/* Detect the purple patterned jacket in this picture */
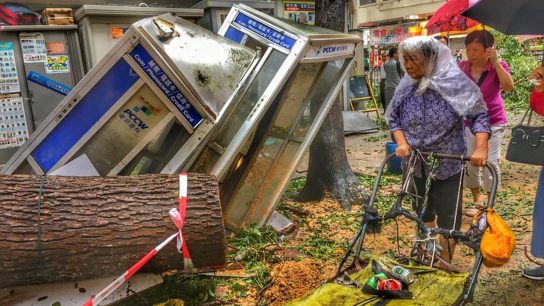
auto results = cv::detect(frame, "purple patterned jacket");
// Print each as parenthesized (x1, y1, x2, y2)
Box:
(389, 85, 490, 180)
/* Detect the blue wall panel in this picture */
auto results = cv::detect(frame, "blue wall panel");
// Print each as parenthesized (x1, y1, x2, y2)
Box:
(32, 59, 140, 172)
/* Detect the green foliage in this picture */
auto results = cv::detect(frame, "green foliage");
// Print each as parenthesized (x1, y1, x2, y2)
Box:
(114, 275, 221, 306)
(296, 233, 342, 261)
(366, 134, 388, 143)
(285, 177, 307, 194)
(494, 30, 540, 113)
(356, 173, 400, 213)
(228, 225, 279, 288)
(374, 116, 389, 130)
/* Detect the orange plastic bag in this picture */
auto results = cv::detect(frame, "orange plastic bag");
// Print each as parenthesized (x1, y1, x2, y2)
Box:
(480, 208, 516, 267)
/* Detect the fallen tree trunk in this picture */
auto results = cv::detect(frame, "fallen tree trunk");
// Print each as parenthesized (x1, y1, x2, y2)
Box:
(0, 174, 226, 288)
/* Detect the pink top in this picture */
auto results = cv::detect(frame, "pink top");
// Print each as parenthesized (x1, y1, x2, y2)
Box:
(459, 60, 510, 125)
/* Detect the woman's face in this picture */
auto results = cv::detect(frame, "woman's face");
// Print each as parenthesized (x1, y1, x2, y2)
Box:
(466, 41, 486, 63)
(403, 53, 425, 79)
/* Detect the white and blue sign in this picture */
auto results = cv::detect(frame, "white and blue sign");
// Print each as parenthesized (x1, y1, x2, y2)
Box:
(233, 13, 296, 51)
(27, 71, 72, 96)
(306, 43, 355, 59)
(129, 44, 203, 129)
(32, 58, 140, 172)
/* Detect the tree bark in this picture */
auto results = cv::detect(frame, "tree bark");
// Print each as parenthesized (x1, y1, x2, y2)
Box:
(0, 174, 226, 288)
(297, 0, 369, 210)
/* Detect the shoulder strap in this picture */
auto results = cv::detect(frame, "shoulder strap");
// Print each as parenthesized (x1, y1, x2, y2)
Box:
(477, 70, 489, 87)
(520, 107, 534, 125)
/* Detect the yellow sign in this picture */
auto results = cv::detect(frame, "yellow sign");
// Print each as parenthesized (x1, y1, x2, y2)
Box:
(45, 55, 70, 74)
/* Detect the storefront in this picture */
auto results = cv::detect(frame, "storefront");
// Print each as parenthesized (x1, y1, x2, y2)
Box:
(365, 22, 427, 68)
(282, 1, 315, 25)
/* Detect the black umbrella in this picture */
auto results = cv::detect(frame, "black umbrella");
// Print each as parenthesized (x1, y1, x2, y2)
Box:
(462, 0, 544, 35)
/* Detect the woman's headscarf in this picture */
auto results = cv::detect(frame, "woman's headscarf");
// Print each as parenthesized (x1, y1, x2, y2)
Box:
(386, 36, 487, 121)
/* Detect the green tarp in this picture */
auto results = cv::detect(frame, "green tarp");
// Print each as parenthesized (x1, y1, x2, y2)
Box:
(288, 256, 469, 306)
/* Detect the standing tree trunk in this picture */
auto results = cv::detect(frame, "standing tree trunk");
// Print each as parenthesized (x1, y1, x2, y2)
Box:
(0, 174, 226, 288)
(297, 0, 369, 210)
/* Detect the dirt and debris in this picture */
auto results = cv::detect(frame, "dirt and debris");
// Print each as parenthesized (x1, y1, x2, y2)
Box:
(262, 259, 336, 306)
(194, 69, 210, 87)
(229, 48, 254, 69)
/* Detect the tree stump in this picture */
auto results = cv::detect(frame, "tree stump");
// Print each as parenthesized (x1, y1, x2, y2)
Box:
(0, 174, 226, 288)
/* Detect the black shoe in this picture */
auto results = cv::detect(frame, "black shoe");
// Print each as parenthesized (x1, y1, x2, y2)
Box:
(522, 266, 544, 280)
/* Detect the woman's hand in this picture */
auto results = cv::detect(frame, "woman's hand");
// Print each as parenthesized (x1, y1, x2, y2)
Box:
(488, 47, 514, 91)
(470, 147, 487, 167)
(470, 131, 489, 167)
(485, 47, 499, 66)
(392, 130, 411, 158)
(396, 143, 412, 158)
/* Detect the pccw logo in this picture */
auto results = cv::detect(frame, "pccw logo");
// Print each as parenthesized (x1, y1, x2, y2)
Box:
(119, 105, 152, 133)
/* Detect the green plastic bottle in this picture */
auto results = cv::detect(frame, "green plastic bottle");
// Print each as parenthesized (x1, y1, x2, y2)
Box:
(366, 272, 387, 289)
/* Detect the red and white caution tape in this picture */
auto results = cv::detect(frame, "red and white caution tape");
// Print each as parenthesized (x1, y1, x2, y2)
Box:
(82, 232, 178, 306)
(83, 173, 193, 306)
(173, 173, 193, 270)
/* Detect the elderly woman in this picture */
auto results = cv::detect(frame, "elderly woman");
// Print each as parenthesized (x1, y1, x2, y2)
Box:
(387, 36, 491, 264)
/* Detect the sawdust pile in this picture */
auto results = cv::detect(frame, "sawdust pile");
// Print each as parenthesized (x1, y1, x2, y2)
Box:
(262, 259, 336, 306)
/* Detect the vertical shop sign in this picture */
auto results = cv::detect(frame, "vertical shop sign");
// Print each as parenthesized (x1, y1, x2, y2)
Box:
(0, 42, 20, 94)
(0, 93, 29, 149)
(19, 32, 47, 63)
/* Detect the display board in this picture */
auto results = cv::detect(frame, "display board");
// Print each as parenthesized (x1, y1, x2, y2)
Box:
(0, 93, 29, 149)
(348, 75, 370, 100)
(348, 75, 380, 118)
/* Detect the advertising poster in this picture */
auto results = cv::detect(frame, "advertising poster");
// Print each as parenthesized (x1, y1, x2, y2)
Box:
(283, 1, 315, 25)
(0, 93, 29, 149)
(46, 41, 67, 54)
(0, 42, 20, 94)
(111, 27, 128, 39)
(19, 32, 47, 63)
(45, 54, 70, 74)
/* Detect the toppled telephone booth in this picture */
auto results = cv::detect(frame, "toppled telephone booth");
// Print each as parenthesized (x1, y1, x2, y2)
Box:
(187, 4, 361, 230)
(2, 6, 361, 232)
(1, 14, 256, 176)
